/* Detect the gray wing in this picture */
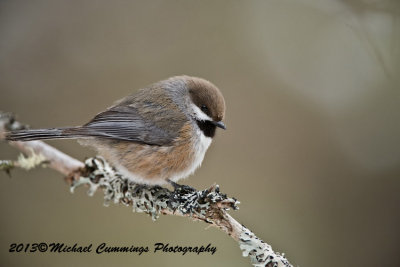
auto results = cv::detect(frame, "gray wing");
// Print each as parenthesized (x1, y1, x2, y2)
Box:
(74, 105, 179, 146)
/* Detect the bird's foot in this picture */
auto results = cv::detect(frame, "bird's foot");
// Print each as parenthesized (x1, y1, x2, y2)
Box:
(167, 179, 195, 193)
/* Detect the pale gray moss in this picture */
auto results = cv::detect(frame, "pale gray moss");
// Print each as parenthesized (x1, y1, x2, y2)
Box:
(71, 157, 292, 267)
(70, 156, 239, 221)
(240, 228, 292, 267)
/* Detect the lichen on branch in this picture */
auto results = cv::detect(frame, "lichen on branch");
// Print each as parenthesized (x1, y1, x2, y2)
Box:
(71, 156, 240, 222)
(70, 156, 292, 267)
(0, 111, 293, 267)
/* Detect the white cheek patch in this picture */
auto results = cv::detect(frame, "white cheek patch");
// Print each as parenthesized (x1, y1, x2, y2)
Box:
(191, 104, 212, 121)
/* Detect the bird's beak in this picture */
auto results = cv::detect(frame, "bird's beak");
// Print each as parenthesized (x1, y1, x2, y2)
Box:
(212, 121, 226, 130)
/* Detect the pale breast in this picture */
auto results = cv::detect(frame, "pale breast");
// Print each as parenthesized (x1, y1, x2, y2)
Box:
(92, 123, 212, 185)
(168, 127, 212, 183)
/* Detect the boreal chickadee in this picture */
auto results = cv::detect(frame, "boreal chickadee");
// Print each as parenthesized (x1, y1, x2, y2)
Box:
(6, 76, 226, 185)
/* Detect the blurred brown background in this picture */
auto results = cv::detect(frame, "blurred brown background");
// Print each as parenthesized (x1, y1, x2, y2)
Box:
(1, 0, 399, 266)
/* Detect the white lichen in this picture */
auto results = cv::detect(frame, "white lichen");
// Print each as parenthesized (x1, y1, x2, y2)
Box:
(240, 228, 292, 267)
(70, 156, 239, 221)
(17, 150, 47, 170)
(69, 156, 291, 267)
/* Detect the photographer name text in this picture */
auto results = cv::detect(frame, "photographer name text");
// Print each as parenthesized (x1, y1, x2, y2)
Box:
(9, 242, 217, 255)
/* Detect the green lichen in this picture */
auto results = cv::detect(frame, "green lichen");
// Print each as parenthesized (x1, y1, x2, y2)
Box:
(0, 160, 14, 175)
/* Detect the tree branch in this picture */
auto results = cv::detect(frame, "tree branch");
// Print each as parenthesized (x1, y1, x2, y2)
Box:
(0, 111, 293, 267)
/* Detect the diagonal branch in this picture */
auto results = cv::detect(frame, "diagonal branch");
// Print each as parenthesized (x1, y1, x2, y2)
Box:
(0, 111, 293, 267)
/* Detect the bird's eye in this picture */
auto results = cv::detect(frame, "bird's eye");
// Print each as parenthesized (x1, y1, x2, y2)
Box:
(201, 105, 208, 113)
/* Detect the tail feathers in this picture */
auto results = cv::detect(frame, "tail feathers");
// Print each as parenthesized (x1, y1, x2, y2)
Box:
(5, 127, 84, 141)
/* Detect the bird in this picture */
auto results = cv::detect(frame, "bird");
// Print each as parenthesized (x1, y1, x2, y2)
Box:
(6, 76, 226, 185)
